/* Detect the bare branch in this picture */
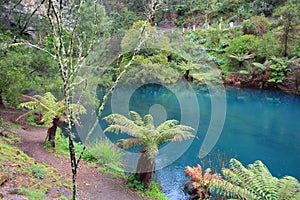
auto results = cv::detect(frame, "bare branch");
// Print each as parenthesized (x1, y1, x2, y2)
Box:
(19, 0, 47, 35)
(7, 42, 55, 58)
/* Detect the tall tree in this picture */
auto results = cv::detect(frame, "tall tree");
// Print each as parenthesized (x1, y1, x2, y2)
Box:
(44, 0, 163, 198)
(103, 111, 195, 188)
(43, 0, 107, 198)
(275, 0, 300, 57)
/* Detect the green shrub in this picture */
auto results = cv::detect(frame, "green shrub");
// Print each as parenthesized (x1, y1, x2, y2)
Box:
(252, 0, 276, 16)
(19, 188, 46, 199)
(126, 175, 168, 200)
(257, 31, 281, 61)
(242, 15, 271, 36)
(145, 182, 168, 200)
(267, 56, 292, 83)
(84, 139, 123, 168)
(31, 166, 45, 179)
(224, 35, 259, 71)
(126, 174, 144, 191)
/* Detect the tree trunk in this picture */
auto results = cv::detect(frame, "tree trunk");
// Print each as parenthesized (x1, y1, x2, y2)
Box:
(296, 70, 300, 93)
(0, 95, 4, 108)
(48, 117, 60, 147)
(283, 20, 290, 57)
(135, 150, 154, 189)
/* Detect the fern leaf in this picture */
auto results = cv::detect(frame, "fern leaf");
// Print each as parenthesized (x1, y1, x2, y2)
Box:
(157, 120, 178, 133)
(120, 138, 143, 149)
(21, 94, 50, 111)
(16, 109, 36, 121)
(143, 114, 155, 130)
(103, 114, 138, 129)
(129, 111, 144, 126)
(210, 179, 258, 199)
(185, 165, 203, 182)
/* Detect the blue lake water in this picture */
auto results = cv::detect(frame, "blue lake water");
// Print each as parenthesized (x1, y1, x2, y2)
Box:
(98, 84, 300, 200)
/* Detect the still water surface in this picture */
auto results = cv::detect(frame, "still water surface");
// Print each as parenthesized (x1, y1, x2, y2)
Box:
(101, 84, 300, 200)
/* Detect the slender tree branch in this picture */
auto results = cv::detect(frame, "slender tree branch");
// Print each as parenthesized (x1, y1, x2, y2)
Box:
(19, 0, 47, 35)
(7, 42, 55, 58)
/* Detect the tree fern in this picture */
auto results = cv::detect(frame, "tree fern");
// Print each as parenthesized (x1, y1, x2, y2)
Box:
(209, 158, 300, 200)
(17, 92, 86, 126)
(17, 92, 86, 147)
(103, 111, 195, 187)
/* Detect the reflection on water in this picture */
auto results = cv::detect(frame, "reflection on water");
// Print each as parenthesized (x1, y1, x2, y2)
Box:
(101, 85, 300, 199)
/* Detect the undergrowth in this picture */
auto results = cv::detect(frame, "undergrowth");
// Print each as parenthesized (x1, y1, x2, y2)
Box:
(42, 127, 168, 200)
(0, 117, 22, 143)
(126, 174, 168, 200)
(26, 114, 47, 127)
(53, 131, 124, 176)
(0, 118, 72, 199)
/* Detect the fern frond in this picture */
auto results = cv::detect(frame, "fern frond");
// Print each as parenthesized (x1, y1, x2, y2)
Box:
(120, 138, 143, 149)
(159, 125, 194, 143)
(143, 114, 155, 129)
(157, 120, 178, 132)
(185, 165, 203, 182)
(42, 110, 57, 126)
(103, 114, 138, 129)
(16, 109, 36, 121)
(168, 131, 195, 143)
(129, 111, 144, 126)
(277, 176, 300, 199)
(212, 159, 300, 200)
(18, 101, 37, 110)
(103, 125, 132, 135)
(210, 178, 258, 199)
(20, 94, 50, 111)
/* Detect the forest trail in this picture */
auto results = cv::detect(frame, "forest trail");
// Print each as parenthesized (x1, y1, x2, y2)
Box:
(0, 108, 147, 200)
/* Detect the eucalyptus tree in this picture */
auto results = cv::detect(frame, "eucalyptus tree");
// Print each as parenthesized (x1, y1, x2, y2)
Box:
(44, 0, 164, 198)
(103, 111, 195, 188)
(43, 0, 108, 198)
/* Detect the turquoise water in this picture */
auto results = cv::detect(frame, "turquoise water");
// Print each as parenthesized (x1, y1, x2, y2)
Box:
(100, 84, 300, 199)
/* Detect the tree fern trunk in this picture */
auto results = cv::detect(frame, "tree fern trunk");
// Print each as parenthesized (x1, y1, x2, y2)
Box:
(48, 117, 60, 147)
(0, 95, 4, 108)
(136, 150, 154, 188)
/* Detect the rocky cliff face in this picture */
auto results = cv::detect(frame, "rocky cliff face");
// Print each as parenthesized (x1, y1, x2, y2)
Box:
(0, 0, 47, 36)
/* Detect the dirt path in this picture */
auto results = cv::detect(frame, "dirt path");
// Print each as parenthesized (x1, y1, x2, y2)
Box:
(0, 108, 147, 200)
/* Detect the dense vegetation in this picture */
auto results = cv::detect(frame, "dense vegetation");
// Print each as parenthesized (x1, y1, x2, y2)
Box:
(1, 0, 299, 108)
(0, 0, 300, 199)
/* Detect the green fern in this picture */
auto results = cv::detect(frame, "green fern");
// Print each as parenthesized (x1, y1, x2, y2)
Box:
(209, 158, 300, 200)
(103, 111, 195, 160)
(17, 92, 86, 126)
(103, 111, 195, 188)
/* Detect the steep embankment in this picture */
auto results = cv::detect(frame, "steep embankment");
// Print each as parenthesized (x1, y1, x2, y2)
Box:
(0, 108, 148, 200)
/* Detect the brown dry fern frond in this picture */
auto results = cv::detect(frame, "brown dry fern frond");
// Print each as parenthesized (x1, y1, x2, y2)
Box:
(184, 164, 222, 199)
